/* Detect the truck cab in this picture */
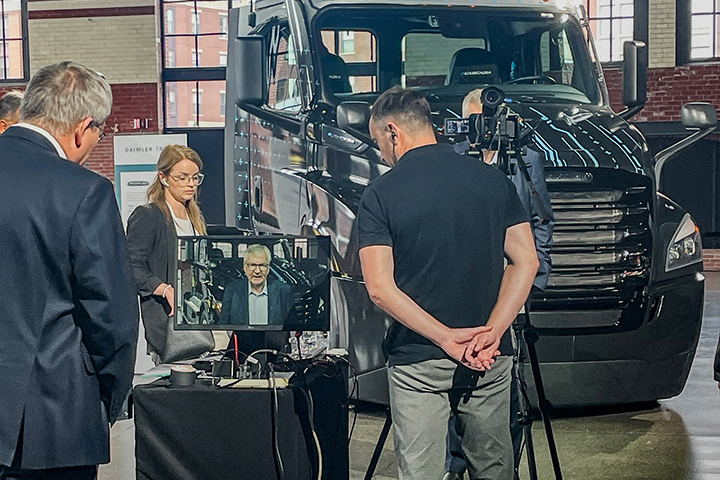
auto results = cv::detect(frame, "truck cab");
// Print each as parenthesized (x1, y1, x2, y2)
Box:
(224, 0, 711, 406)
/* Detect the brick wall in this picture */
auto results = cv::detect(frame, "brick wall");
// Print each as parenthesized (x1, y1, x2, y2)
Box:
(649, 0, 676, 68)
(704, 249, 720, 271)
(604, 65, 720, 122)
(27, 2, 157, 84)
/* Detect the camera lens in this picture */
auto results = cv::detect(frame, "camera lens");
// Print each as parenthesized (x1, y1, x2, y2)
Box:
(482, 87, 504, 110)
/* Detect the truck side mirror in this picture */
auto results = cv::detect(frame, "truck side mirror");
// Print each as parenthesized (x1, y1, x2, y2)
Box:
(231, 36, 267, 107)
(337, 102, 372, 131)
(622, 40, 647, 109)
(654, 102, 717, 190)
(681, 102, 718, 130)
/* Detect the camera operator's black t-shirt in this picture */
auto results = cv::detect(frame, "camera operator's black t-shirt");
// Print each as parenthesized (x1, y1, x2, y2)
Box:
(357, 143, 528, 366)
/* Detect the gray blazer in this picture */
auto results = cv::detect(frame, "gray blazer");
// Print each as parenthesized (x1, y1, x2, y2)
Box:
(126, 203, 178, 357)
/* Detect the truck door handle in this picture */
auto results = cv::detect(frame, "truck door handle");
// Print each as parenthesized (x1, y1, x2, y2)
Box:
(253, 175, 263, 213)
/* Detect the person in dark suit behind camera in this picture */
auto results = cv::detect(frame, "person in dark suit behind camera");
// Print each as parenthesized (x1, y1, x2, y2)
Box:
(445, 88, 555, 480)
(219, 244, 295, 326)
(715, 334, 720, 394)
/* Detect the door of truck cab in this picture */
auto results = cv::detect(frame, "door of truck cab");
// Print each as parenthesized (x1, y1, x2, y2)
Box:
(245, 7, 312, 235)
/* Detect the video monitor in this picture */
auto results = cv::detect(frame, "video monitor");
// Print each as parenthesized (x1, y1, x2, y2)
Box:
(174, 235, 331, 332)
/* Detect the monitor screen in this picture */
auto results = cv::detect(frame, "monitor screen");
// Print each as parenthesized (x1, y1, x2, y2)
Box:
(174, 235, 331, 331)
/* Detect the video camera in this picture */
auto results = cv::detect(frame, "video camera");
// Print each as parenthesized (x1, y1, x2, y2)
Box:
(444, 87, 532, 171)
(445, 87, 550, 225)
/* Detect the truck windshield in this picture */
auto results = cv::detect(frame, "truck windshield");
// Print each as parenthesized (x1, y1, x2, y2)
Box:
(316, 7, 601, 105)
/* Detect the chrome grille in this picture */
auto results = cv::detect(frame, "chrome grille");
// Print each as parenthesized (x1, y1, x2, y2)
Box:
(532, 176, 652, 311)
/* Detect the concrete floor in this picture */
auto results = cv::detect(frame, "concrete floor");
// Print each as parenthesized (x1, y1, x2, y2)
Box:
(99, 272, 720, 480)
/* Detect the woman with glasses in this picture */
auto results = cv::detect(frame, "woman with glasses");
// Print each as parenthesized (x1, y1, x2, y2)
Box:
(126, 144, 212, 365)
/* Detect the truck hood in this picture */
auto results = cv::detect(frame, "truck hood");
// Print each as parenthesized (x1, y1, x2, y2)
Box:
(514, 103, 651, 175)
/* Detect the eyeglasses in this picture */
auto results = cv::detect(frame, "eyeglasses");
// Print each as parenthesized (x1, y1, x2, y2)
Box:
(245, 263, 269, 270)
(169, 173, 205, 186)
(88, 118, 105, 141)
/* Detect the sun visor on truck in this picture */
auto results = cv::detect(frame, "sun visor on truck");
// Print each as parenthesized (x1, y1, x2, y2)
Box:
(437, 14, 488, 39)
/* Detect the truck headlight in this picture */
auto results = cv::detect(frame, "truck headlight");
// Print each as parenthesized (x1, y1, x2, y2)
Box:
(666, 214, 703, 272)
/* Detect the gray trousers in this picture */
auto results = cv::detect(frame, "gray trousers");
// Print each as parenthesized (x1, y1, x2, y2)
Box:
(388, 356, 513, 480)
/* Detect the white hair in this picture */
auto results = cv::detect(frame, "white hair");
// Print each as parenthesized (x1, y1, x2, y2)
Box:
(462, 88, 484, 118)
(245, 244, 272, 264)
(20, 61, 112, 136)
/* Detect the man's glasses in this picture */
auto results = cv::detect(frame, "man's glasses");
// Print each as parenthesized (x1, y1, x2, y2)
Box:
(88, 118, 105, 141)
(245, 263, 269, 270)
(169, 173, 205, 186)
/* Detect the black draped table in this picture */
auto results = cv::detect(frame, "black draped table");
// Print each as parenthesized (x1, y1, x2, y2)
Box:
(133, 378, 311, 480)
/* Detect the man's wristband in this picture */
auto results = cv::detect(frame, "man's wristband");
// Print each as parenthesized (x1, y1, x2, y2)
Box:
(161, 284, 172, 298)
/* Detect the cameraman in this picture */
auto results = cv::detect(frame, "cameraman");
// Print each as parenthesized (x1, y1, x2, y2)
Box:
(455, 89, 554, 289)
(445, 88, 555, 480)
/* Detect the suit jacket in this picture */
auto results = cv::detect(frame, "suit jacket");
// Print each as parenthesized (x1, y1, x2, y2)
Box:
(0, 126, 138, 469)
(454, 141, 555, 290)
(219, 278, 295, 326)
(126, 203, 177, 357)
(715, 334, 720, 382)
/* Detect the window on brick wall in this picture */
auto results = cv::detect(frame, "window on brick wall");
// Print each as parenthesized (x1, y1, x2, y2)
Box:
(192, 89, 202, 116)
(219, 13, 228, 39)
(168, 89, 177, 116)
(191, 10, 201, 34)
(0, 0, 28, 83)
(191, 49, 202, 67)
(583, 0, 635, 63)
(690, 0, 720, 59)
(161, 0, 249, 129)
(677, 1, 720, 63)
(166, 8, 175, 34)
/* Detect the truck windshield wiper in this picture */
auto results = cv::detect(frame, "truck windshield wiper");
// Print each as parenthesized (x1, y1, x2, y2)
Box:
(507, 95, 549, 105)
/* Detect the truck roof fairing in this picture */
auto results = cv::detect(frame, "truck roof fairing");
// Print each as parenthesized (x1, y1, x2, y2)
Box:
(307, 0, 577, 13)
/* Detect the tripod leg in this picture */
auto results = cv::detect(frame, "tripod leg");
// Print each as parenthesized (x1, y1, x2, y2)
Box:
(364, 407, 392, 480)
(523, 323, 563, 480)
(522, 420, 539, 480)
(514, 325, 539, 480)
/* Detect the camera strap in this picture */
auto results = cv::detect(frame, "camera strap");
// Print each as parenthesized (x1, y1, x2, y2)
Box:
(513, 149, 551, 226)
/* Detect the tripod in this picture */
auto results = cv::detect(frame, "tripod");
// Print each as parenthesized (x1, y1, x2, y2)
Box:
(513, 303, 563, 480)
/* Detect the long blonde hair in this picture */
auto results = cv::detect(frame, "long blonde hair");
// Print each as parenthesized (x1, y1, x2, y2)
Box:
(147, 144, 207, 235)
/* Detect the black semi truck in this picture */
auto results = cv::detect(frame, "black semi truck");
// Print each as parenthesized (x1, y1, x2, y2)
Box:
(222, 0, 713, 407)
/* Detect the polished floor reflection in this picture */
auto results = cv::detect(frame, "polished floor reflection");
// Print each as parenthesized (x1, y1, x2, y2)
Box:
(99, 272, 720, 480)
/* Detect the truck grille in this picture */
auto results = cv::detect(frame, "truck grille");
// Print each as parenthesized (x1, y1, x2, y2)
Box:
(531, 170, 652, 311)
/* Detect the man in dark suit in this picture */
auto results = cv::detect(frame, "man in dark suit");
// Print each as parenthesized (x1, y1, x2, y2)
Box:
(0, 62, 138, 480)
(219, 244, 295, 326)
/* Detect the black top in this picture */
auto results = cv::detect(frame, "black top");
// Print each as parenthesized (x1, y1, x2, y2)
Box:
(357, 143, 528, 366)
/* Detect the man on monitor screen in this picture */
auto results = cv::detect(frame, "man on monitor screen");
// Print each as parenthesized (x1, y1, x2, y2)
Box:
(219, 244, 295, 326)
